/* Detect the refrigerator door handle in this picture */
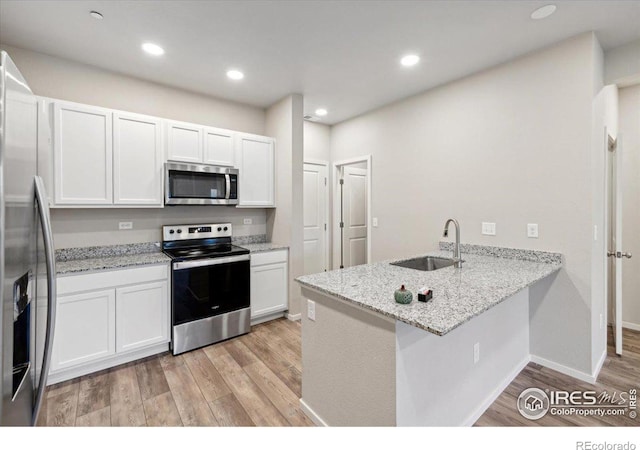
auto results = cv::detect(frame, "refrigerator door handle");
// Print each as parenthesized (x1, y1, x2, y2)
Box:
(32, 176, 56, 425)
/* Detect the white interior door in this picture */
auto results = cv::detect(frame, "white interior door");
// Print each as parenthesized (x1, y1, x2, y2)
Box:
(608, 135, 626, 356)
(342, 166, 368, 268)
(303, 162, 328, 274)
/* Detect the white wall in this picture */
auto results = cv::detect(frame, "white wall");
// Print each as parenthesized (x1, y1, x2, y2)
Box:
(604, 39, 640, 86)
(396, 289, 529, 426)
(619, 84, 640, 330)
(266, 95, 304, 316)
(330, 33, 600, 376)
(303, 121, 331, 162)
(0, 44, 271, 247)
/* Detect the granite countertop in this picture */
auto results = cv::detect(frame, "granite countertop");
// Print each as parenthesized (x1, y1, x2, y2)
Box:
(296, 243, 562, 336)
(240, 242, 289, 253)
(56, 243, 171, 275)
(56, 237, 289, 275)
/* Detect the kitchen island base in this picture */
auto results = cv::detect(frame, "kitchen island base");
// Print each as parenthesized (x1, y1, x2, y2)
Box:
(300, 286, 530, 426)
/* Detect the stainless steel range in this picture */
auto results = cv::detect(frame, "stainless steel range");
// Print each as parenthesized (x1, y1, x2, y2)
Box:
(162, 223, 250, 355)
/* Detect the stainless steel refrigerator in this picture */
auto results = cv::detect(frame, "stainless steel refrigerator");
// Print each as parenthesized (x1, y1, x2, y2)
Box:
(0, 51, 56, 426)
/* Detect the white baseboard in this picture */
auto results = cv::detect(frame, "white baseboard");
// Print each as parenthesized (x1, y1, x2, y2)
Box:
(299, 398, 328, 427)
(251, 311, 286, 326)
(592, 349, 607, 382)
(530, 354, 596, 384)
(462, 356, 531, 427)
(287, 313, 301, 321)
(623, 321, 640, 332)
(47, 342, 169, 385)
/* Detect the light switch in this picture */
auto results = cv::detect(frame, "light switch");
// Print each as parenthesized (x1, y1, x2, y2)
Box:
(481, 222, 496, 236)
(527, 223, 539, 238)
(372, 217, 379, 227)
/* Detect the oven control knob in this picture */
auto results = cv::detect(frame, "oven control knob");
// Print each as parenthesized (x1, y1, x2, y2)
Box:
(223, 226, 228, 231)
(217, 227, 222, 232)
(169, 229, 175, 234)
(177, 229, 182, 234)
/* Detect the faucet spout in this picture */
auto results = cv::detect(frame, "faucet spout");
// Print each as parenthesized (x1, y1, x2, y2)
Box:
(443, 218, 462, 268)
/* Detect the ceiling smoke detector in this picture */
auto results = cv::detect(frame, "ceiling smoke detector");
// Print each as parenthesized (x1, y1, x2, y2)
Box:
(89, 11, 104, 20)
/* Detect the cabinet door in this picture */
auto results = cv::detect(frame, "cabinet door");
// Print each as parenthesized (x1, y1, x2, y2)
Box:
(251, 262, 288, 319)
(236, 134, 275, 207)
(113, 112, 163, 206)
(204, 127, 235, 166)
(52, 101, 113, 205)
(50, 289, 116, 372)
(166, 120, 203, 163)
(115, 281, 168, 353)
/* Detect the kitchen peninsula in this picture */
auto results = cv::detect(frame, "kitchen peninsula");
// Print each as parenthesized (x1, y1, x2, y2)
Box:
(295, 243, 562, 426)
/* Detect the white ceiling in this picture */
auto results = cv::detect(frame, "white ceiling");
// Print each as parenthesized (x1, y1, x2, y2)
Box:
(1, 0, 639, 125)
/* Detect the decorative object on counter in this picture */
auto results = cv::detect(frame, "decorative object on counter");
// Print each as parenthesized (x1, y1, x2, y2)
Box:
(394, 285, 413, 304)
(418, 287, 433, 302)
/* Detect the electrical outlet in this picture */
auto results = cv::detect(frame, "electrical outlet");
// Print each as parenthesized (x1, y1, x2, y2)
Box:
(118, 221, 133, 230)
(243, 218, 253, 225)
(481, 222, 496, 236)
(307, 300, 316, 321)
(473, 342, 480, 364)
(372, 217, 379, 227)
(527, 223, 539, 238)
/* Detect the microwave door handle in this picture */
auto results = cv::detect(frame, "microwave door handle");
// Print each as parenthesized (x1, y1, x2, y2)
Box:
(225, 174, 231, 200)
(33, 176, 57, 426)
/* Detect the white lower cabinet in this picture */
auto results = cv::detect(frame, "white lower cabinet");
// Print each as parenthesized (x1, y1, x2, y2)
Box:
(251, 249, 288, 322)
(49, 264, 169, 384)
(51, 289, 116, 372)
(116, 281, 168, 353)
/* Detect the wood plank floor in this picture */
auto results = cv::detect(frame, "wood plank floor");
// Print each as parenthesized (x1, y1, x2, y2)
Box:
(475, 327, 640, 426)
(40, 318, 639, 427)
(38, 318, 313, 427)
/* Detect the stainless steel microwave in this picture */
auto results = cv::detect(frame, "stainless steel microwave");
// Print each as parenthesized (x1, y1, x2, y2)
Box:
(165, 163, 239, 205)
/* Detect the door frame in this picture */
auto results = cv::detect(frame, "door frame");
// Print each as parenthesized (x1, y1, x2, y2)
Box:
(332, 155, 372, 269)
(303, 158, 331, 272)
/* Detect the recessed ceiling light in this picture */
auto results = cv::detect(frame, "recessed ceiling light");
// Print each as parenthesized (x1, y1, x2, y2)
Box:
(400, 54, 420, 67)
(142, 42, 165, 56)
(227, 70, 244, 80)
(315, 108, 328, 117)
(89, 11, 103, 20)
(530, 4, 557, 20)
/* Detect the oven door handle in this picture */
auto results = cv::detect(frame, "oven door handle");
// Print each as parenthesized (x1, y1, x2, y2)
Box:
(173, 254, 250, 270)
(225, 174, 231, 200)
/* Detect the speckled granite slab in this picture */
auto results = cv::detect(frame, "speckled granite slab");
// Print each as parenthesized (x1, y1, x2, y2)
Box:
(56, 242, 170, 275)
(296, 248, 562, 336)
(239, 242, 289, 253)
(439, 241, 562, 264)
(232, 234, 267, 245)
(56, 242, 161, 262)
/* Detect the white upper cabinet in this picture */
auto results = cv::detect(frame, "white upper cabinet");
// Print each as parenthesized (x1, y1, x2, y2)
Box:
(204, 127, 235, 166)
(236, 133, 275, 207)
(113, 112, 163, 206)
(166, 120, 203, 163)
(53, 101, 113, 205)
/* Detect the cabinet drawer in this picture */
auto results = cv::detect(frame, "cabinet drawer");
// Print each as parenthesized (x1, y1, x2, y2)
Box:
(250, 249, 288, 266)
(58, 264, 168, 295)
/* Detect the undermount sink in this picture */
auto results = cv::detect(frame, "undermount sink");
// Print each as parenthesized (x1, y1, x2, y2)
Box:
(390, 256, 458, 271)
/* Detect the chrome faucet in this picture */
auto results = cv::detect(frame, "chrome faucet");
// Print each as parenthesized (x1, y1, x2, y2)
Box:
(443, 219, 462, 268)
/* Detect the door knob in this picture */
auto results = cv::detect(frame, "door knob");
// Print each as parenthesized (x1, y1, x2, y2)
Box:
(607, 251, 616, 257)
(621, 252, 632, 259)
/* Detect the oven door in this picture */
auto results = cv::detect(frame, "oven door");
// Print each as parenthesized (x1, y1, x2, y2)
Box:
(165, 163, 238, 205)
(172, 254, 250, 326)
